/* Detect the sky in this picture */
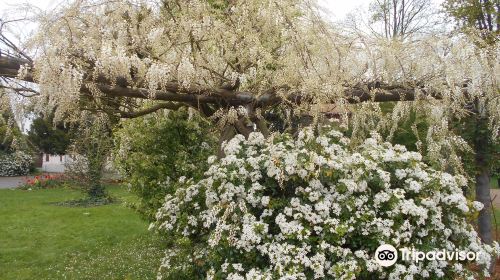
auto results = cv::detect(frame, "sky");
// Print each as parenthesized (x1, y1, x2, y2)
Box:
(0, 0, 445, 20)
(0, 0, 60, 11)
(319, 0, 444, 19)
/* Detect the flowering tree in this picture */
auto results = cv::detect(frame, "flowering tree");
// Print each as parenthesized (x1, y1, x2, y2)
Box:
(0, 93, 32, 176)
(0, 151, 32, 176)
(0, 0, 497, 159)
(0, 1, 497, 126)
(0, 0, 495, 132)
(0, 94, 24, 153)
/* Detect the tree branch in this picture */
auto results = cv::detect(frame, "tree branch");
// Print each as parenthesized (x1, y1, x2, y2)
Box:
(234, 118, 252, 138)
(1, 55, 444, 109)
(118, 102, 185, 118)
(255, 118, 270, 137)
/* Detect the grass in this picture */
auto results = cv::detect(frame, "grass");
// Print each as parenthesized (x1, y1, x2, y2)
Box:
(493, 207, 500, 239)
(0, 185, 164, 280)
(491, 176, 499, 189)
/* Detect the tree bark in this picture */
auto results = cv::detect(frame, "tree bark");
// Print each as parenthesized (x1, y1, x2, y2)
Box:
(476, 169, 492, 244)
(217, 125, 236, 158)
(475, 117, 495, 273)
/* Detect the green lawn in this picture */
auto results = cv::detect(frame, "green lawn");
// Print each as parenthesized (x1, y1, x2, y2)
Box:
(0, 186, 164, 280)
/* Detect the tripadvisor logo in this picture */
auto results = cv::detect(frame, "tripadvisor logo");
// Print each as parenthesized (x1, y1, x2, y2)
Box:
(374, 244, 482, 267)
(375, 244, 398, 267)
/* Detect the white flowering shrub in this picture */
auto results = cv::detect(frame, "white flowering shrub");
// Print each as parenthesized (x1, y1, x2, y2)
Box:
(0, 151, 32, 176)
(154, 127, 499, 279)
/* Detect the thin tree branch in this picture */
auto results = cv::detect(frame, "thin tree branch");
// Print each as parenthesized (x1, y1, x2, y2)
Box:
(118, 102, 185, 118)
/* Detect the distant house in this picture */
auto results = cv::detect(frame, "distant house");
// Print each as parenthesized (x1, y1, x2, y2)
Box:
(41, 153, 73, 173)
(39, 153, 120, 179)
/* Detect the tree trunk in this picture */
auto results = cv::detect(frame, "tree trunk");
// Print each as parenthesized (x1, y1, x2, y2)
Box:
(87, 155, 106, 199)
(88, 182, 105, 198)
(476, 169, 492, 244)
(475, 117, 495, 273)
(217, 125, 236, 158)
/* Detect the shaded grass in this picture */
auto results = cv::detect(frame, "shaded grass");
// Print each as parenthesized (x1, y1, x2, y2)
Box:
(493, 207, 500, 241)
(491, 176, 499, 189)
(0, 185, 164, 280)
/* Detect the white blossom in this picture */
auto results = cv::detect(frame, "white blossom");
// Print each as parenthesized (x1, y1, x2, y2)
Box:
(154, 127, 498, 279)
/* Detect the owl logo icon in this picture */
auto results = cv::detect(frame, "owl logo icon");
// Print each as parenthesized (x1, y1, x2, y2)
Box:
(375, 244, 398, 267)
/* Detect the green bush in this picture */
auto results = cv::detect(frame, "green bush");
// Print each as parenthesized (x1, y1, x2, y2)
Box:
(113, 109, 217, 221)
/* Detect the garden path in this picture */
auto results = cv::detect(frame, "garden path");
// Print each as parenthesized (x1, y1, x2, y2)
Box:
(491, 189, 500, 208)
(1, 177, 500, 207)
(0, 176, 32, 189)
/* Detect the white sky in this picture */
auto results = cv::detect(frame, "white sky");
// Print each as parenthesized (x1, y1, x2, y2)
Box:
(319, 0, 374, 19)
(0, 0, 60, 11)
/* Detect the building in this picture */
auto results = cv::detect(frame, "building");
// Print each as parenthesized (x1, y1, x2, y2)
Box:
(40, 153, 73, 173)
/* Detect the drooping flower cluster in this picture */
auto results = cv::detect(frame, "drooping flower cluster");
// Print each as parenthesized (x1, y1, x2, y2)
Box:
(154, 127, 499, 279)
(21, 0, 499, 141)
